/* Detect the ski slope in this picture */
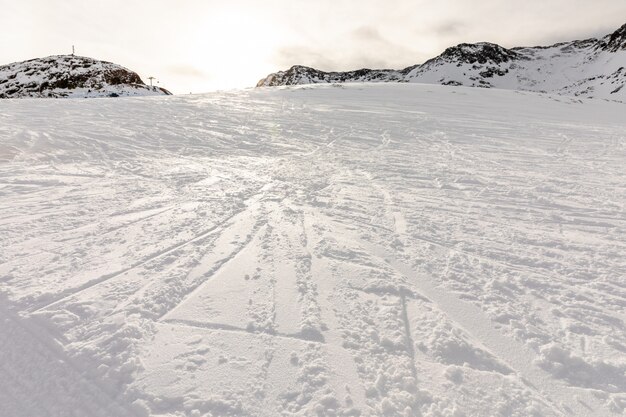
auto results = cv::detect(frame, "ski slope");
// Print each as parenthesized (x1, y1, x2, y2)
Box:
(1, 83, 625, 417)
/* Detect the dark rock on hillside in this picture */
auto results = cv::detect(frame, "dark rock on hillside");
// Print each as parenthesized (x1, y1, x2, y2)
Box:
(431, 42, 520, 65)
(598, 23, 626, 52)
(0, 55, 172, 98)
(257, 65, 403, 87)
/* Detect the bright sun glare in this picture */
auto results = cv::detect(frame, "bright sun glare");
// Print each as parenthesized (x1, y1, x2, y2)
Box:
(186, 10, 285, 91)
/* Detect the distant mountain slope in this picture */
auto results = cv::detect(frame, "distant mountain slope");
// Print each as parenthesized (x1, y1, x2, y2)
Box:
(0, 55, 171, 98)
(257, 23, 626, 101)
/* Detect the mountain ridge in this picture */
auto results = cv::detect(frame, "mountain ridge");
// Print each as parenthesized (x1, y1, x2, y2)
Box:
(257, 23, 626, 101)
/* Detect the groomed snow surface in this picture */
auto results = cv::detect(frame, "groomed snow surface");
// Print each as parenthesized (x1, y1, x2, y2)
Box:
(1, 83, 625, 417)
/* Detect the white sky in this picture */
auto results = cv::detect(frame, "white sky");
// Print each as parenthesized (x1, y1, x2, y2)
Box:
(1, 1, 625, 94)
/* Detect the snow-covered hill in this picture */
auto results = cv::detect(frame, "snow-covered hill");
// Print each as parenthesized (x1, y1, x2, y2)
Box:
(1, 83, 625, 416)
(0, 55, 171, 98)
(257, 23, 626, 101)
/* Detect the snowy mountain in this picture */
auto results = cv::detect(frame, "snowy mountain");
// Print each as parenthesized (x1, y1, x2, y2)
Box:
(1, 83, 625, 417)
(257, 23, 626, 101)
(0, 55, 171, 98)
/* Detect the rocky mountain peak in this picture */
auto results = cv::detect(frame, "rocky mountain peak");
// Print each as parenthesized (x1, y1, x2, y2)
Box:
(0, 55, 171, 98)
(257, 65, 321, 87)
(257, 64, 403, 87)
(434, 42, 520, 65)
(599, 23, 626, 52)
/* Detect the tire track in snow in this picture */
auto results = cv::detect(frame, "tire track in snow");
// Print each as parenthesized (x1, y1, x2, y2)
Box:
(103, 200, 270, 320)
(361, 170, 614, 415)
(399, 291, 419, 384)
(10, 204, 176, 259)
(311, 162, 604, 414)
(155, 218, 264, 322)
(325, 203, 610, 417)
(31, 187, 273, 314)
(159, 319, 325, 344)
(301, 213, 373, 415)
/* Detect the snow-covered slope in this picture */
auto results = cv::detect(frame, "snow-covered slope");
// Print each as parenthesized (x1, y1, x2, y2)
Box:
(257, 23, 626, 101)
(0, 55, 171, 98)
(1, 84, 625, 417)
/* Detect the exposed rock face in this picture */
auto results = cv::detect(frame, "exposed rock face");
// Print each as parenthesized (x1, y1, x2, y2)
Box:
(257, 23, 626, 101)
(433, 42, 520, 65)
(0, 55, 172, 98)
(599, 23, 626, 52)
(258, 65, 404, 87)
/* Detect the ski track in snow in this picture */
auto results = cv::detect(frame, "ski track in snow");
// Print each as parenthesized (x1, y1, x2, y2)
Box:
(1, 83, 625, 416)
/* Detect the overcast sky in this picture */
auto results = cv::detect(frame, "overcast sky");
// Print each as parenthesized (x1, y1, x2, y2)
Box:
(1, 1, 625, 94)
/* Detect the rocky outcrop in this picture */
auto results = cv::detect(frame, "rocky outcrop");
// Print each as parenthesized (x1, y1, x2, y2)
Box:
(598, 23, 626, 52)
(0, 55, 172, 98)
(258, 65, 404, 87)
(430, 42, 520, 66)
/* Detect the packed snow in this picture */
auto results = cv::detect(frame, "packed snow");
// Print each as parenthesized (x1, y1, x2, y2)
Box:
(0, 83, 625, 417)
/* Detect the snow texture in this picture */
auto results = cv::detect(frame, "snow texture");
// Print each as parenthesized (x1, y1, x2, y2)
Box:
(0, 83, 625, 417)
(0, 55, 171, 99)
(257, 24, 626, 103)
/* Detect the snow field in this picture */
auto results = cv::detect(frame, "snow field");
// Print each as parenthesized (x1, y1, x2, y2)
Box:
(0, 83, 625, 416)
